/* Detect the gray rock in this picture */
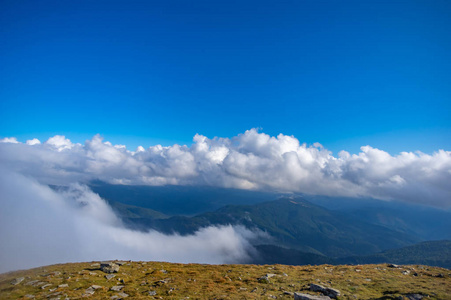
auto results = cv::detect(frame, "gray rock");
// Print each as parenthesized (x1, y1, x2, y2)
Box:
(100, 262, 120, 274)
(148, 291, 157, 296)
(405, 294, 424, 300)
(84, 287, 95, 295)
(11, 277, 25, 285)
(110, 285, 124, 291)
(25, 280, 40, 286)
(294, 293, 331, 300)
(310, 284, 340, 299)
(116, 292, 129, 298)
(41, 283, 52, 289)
(58, 284, 69, 288)
(24, 295, 35, 298)
(105, 274, 116, 280)
(388, 264, 400, 268)
(258, 276, 271, 284)
(402, 270, 411, 275)
(90, 285, 103, 290)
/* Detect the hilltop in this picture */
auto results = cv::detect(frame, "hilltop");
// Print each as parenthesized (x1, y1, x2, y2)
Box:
(1, 261, 449, 299)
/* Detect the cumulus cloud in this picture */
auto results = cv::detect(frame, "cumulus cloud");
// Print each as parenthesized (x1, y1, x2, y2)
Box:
(0, 168, 258, 273)
(0, 129, 450, 207)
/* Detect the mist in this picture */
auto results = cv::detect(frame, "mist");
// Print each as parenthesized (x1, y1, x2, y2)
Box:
(0, 168, 259, 273)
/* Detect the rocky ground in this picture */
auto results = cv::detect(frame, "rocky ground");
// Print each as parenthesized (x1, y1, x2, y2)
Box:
(0, 261, 449, 299)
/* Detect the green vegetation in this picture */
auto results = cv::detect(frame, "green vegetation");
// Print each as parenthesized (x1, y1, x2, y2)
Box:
(1, 261, 449, 299)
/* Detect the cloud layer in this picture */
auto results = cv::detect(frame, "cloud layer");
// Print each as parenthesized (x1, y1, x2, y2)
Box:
(1, 129, 450, 208)
(0, 168, 258, 273)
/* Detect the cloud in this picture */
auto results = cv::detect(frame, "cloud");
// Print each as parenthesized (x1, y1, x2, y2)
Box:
(0, 168, 259, 273)
(0, 129, 450, 207)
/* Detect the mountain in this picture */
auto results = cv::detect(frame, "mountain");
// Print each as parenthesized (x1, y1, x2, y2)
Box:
(338, 240, 451, 269)
(249, 240, 451, 269)
(304, 195, 451, 241)
(135, 197, 420, 257)
(89, 181, 279, 216)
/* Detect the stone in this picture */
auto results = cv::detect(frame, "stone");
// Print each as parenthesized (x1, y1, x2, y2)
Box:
(148, 290, 157, 296)
(110, 285, 124, 291)
(405, 294, 424, 300)
(100, 262, 120, 274)
(388, 264, 400, 268)
(294, 293, 331, 300)
(58, 284, 69, 288)
(116, 292, 129, 298)
(310, 284, 340, 299)
(258, 276, 271, 284)
(402, 270, 411, 275)
(41, 283, 52, 289)
(105, 274, 116, 280)
(11, 277, 25, 285)
(25, 280, 40, 286)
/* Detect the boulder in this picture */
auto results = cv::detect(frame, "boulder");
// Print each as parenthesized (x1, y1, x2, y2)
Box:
(11, 277, 25, 285)
(100, 262, 120, 274)
(310, 284, 340, 299)
(294, 293, 331, 300)
(110, 285, 124, 291)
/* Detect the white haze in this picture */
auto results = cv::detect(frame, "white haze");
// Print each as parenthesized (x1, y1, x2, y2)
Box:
(1, 129, 450, 207)
(0, 169, 260, 273)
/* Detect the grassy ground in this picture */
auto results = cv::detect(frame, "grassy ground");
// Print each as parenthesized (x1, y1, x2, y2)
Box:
(0, 261, 449, 299)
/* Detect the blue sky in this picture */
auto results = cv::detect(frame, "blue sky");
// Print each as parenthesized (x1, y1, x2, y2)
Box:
(1, 0, 450, 154)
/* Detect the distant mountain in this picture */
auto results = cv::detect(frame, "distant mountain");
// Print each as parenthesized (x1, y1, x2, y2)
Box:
(338, 240, 451, 269)
(304, 195, 451, 241)
(139, 197, 420, 257)
(250, 240, 451, 269)
(89, 181, 279, 216)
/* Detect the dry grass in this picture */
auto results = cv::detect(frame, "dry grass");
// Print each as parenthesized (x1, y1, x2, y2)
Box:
(0, 261, 449, 299)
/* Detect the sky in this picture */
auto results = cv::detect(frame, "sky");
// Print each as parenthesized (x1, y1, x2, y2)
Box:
(1, 0, 450, 154)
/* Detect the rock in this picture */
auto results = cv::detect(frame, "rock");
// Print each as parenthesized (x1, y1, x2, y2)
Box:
(294, 293, 331, 300)
(91, 263, 100, 268)
(100, 262, 120, 274)
(84, 287, 95, 295)
(110, 285, 124, 291)
(11, 277, 25, 285)
(91, 285, 103, 290)
(149, 290, 157, 296)
(24, 295, 35, 298)
(116, 292, 129, 298)
(310, 284, 340, 299)
(388, 264, 400, 268)
(283, 291, 294, 295)
(105, 274, 116, 280)
(405, 294, 424, 300)
(41, 283, 52, 289)
(58, 284, 69, 288)
(115, 261, 128, 266)
(402, 270, 411, 275)
(25, 280, 40, 286)
(258, 276, 271, 284)
(266, 273, 277, 278)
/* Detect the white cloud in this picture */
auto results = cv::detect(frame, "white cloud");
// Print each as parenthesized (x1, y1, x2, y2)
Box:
(0, 137, 19, 143)
(26, 138, 41, 145)
(0, 168, 258, 273)
(0, 129, 450, 207)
